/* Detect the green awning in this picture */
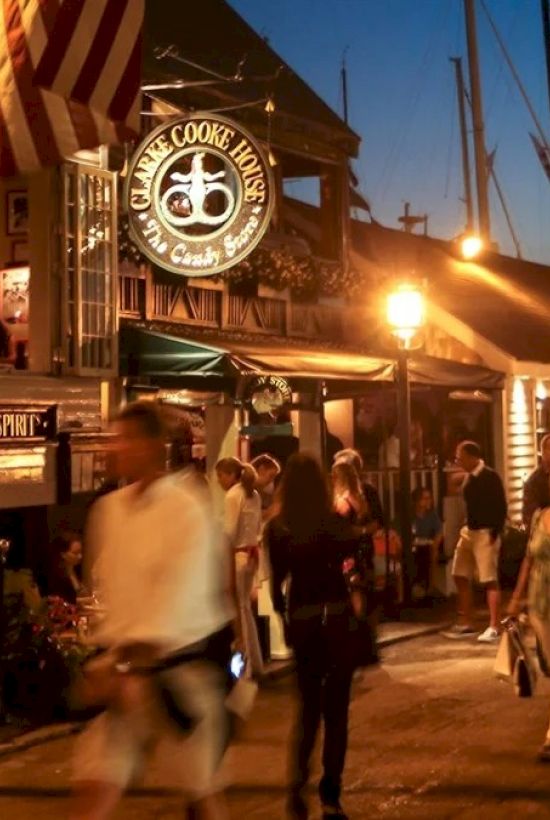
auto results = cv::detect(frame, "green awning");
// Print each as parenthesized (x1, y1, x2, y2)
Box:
(120, 324, 504, 390)
(120, 325, 247, 379)
(119, 325, 394, 382)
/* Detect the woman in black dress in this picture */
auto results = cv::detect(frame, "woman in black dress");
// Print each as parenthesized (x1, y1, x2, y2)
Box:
(266, 453, 363, 820)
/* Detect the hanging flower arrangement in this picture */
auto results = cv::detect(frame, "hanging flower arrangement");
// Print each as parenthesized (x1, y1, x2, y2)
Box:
(217, 247, 365, 299)
(118, 216, 365, 299)
(118, 214, 148, 267)
(1, 592, 94, 721)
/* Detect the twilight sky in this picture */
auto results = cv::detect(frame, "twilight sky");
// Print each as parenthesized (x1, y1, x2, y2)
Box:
(230, 0, 550, 264)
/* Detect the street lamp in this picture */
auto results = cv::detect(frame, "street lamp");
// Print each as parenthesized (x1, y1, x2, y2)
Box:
(386, 284, 425, 607)
(387, 285, 424, 349)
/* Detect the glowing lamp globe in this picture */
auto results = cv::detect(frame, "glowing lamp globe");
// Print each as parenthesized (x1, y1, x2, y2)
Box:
(386, 285, 424, 348)
(461, 234, 483, 260)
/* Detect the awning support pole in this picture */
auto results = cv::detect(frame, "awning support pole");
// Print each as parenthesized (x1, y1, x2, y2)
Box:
(397, 350, 413, 607)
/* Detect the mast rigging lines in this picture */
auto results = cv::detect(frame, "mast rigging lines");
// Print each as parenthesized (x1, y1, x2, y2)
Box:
(479, 0, 550, 178)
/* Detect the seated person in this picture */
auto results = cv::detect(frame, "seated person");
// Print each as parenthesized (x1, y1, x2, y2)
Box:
(46, 531, 83, 604)
(411, 486, 443, 597)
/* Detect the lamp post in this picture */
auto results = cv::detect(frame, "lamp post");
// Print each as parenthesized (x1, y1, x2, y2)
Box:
(386, 285, 425, 607)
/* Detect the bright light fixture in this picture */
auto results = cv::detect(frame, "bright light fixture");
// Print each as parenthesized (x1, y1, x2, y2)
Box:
(461, 234, 483, 260)
(386, 284, 424, 348)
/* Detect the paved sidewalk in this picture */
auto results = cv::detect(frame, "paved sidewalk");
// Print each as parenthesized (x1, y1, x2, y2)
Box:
(0, 598, 455, 758)
(0, 631, 544, 819)
(266, 597, 455, 677)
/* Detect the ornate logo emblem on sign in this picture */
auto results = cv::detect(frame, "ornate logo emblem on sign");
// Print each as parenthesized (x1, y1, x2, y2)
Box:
(125, 114, 274, 276)
(247, 375, 292, 418)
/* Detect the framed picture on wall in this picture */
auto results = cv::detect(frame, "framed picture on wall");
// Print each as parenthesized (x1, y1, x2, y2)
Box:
(6, 190, 29, 235)
(2, 266, 29, 323)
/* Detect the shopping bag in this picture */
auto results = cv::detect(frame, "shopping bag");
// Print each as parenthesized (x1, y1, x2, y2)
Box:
(500, 617, 537, 698)
(494, 629, 516, 680)
(514, 655, 536, 698)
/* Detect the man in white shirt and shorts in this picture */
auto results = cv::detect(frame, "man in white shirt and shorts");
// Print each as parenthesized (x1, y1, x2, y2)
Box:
(71, 402, 233, 820)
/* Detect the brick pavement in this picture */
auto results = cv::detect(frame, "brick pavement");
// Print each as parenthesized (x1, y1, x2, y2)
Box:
(2, 630, 550, 818)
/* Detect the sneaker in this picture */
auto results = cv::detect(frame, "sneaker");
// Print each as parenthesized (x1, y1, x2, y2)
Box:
(444, 623, 477, 639)
(477, 626, 499, 643)
(538, 743, 550, 762)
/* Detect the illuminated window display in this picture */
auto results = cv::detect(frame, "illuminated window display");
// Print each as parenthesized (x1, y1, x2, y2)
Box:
(62, 164, 117, 374)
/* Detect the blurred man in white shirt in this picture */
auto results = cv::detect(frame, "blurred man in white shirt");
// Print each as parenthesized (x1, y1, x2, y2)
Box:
(72, 402, 232, 820)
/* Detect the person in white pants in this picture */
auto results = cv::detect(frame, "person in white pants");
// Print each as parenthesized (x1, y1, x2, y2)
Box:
(216, 457, 264, 679)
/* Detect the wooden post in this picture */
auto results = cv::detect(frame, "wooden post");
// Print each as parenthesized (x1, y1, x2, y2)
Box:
(464, 0, 491, 241)
(450, 57, 474, 232)
(144, 264, 154, 320)
(542, 0, 550, 114)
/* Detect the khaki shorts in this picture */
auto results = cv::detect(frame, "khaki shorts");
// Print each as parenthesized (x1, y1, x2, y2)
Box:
(451, 526, 500, 584)
(72, 660, 227, 799)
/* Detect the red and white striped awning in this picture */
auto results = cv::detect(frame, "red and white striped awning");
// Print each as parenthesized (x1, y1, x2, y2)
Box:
(0, 0, 144, 177)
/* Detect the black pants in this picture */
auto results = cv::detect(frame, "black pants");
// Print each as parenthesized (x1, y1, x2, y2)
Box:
(291, 642, 353, 805)
(413, 544, 431, 591)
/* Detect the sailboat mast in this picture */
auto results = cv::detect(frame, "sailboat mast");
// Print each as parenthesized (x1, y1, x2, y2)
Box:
(464, 0, 491, 242)
(450, 57, 474, 232)
(341, 55, 349, 124)
(542, 0, 550, 114)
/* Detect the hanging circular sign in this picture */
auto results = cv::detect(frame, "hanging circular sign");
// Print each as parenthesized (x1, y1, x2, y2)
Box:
(125, 113, 274, 276)
(246, 375, 292, 417)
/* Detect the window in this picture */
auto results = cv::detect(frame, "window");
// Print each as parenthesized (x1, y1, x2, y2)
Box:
(62, 164, 117, 374)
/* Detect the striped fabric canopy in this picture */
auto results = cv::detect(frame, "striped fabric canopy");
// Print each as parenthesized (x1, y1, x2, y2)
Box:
(0, 0, 144, 177)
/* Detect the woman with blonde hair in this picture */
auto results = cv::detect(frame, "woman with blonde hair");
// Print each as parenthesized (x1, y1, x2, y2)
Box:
(332, 458, 379, 667)
(216, 457, 263, 679)
(331, 461, 367, 523)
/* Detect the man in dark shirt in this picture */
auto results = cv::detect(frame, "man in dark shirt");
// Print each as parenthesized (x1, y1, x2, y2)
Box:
(522, 434, 550, 531)
(448, 441, 507, 643)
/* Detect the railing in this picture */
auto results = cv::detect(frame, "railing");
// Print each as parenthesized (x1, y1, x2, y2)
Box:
(118, 272, 344, 341)
(226, 294, 286, 334)
(289, 302, 343, 338)
(119, 275, 145, 317)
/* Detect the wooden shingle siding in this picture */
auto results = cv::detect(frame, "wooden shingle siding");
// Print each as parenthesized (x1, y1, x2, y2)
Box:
(504, 377, 537, 525)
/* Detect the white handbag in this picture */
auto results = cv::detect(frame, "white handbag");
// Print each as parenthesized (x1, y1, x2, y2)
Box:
(495, 617, 537, 697)
(494, 629, 516, 681)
